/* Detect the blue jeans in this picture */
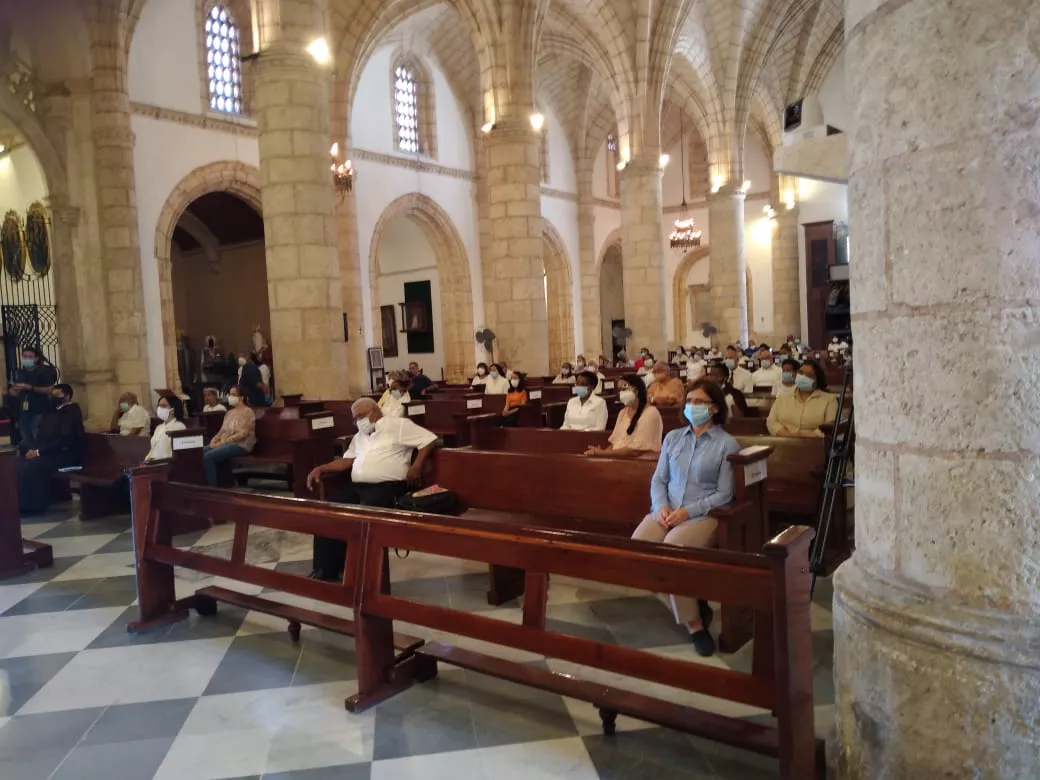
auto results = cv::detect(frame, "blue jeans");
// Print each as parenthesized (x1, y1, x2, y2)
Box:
(203, 443, 248, 486)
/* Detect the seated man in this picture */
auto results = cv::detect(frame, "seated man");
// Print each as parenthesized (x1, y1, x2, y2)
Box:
(631, 379, 741, 657)
(723, 345, 754, 394)
(750, 346, 782, 391)
(112, 392, 151, 437)
(17, 384, 84, 513)
(305, 398, 438, 581)
(201, 387, 227, 412)
(380, 378, 411, 418)
(407, 361, 434, 396)
(646, 362, 685, 406)
(202, 385, 256, 485)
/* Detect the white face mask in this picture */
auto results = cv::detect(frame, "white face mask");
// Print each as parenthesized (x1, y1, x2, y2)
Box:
(561, 368, 570, 376)
(619, 389, 637, 406)
(356, 416, 375, 436)
(228, 395, 240, 407)
(509, 379, 520, 389)
(157, 406, 171, 422)
(490, 370, 499, 378)
(391, 389, 402, 399)
(238, 357, 247, 366)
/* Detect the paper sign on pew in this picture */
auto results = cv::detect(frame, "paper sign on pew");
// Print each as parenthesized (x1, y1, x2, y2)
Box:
(310, 416, 334, 431)
(742, 457, 767, 486)
(604, 381, 615, 390)
(528, 390, 542, 400)
(466, 399, 483, 410)
(408, 404, 426, 417)
(172, 435, 204, 451)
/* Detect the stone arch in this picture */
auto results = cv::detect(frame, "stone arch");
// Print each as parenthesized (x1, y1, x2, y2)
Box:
(542, 221, 574, 370)
(598, 238, 624, 359)
(368, 193, 474, 382)
(673, 246, 711, 343)
(0, 91, 65, 200)
(153, 161, 263, 389)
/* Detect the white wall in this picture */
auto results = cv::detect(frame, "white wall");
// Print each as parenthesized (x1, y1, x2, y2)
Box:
(817, 50, 848, 132)
(128, 0, 205, 113)
(543, 107, 576, 193)
(794, 177, 849, 339)
(0, 145, 47, 211)
(376, 217, 445, 378)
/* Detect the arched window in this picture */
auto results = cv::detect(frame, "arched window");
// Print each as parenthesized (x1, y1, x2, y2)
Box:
(606, 132, 620, 198)
(204, 5, 243, 114)
(390, 55, 437, 158)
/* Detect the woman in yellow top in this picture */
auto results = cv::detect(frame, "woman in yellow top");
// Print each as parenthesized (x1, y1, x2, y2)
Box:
(766, 359, 838, 437)
(586, 374, 663, 458)
(501, 372, 529, 427)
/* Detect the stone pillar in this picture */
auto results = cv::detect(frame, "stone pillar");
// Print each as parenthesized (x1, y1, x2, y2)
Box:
(834, 0, 1040, 776)
(481, 117, 547, 374)
(708, 187, 747, 347)
(252, 1, 348, 400)
(771, 203, 801, 344)
(619, 157, 666, 355)
(577, 157, 600, 358)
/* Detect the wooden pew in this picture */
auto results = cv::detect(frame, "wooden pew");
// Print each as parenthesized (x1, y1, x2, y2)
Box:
(0, 447, 54, 578)
(56, 433, 151, 519)
(231, 411, 337, 495)
(125, 469, 821, 779)
(403, 395, 501, 446)
(431, 446, 772, 652)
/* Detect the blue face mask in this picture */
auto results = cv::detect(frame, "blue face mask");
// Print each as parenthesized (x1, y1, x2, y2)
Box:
(21, 358, 34, 369)
(723, 358, 736, 370)
(795, 375, 815, 392)
(684, 403, 713, 427)
(782, 371, 795, 384)
(573, 386, 589, 398)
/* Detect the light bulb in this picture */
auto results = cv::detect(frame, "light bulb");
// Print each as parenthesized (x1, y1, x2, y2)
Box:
(306, 37, 330, 65)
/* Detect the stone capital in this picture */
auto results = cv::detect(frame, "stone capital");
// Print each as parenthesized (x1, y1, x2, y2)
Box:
(481, 117, 539, 146)
(253, 45, 329, 82)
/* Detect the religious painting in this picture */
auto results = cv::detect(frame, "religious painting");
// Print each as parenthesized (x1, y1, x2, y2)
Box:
(367, 347, 384, 370)
(380, 305, 398, 357)
(402, 301, 430, 333)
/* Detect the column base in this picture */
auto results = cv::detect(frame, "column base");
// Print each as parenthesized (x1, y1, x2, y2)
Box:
(833, 557, 1040, 778)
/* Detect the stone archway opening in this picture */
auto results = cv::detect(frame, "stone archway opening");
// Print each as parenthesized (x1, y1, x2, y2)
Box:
(672, 246, 711, 346)
(542, 226, 574, 372)
(598, 241, 624, 361)
(169, 191, 268, 402)
(368, 193, 474, 383)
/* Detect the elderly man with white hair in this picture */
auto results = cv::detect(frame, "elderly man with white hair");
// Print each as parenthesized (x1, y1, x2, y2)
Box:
(304, 397, 438, 581)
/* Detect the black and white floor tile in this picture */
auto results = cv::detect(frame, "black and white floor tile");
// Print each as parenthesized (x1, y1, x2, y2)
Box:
(1, 497, 835, 779)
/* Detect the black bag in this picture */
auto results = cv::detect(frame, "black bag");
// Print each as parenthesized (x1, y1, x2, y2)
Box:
(395, 488, 458, 516)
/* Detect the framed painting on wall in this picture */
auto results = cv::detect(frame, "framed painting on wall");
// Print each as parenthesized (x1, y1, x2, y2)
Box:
(367, 347, 384, 370)
(380, 305, 398, 357)
(400, 301, 430, 333)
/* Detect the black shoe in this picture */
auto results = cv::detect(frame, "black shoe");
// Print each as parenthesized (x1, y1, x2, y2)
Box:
(309, 569, 327, 580)
(690, 629, 716, 657)
(698, 599, 714, 630)
(310, 569, 340, 582)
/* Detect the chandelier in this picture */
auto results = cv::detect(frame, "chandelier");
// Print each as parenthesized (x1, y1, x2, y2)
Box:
(330, 143, 354, 195)
(669, 113, 701, 250)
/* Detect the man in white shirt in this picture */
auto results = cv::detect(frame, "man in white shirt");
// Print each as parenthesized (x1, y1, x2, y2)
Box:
(111, 392, 151, 437)
(305, 398, 437, 580)
(561, 372, 608, 431)
(750, 347, 782, 392)
(723, 346, 754, 395)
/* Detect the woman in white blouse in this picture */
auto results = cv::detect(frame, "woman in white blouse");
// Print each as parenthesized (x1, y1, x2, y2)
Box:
(145, 394, 187, 461)
(552, 362, 576, 385)
(561, 372, 608, 431)
(471, 363, 490, 387)
(483, 363, 510, 394)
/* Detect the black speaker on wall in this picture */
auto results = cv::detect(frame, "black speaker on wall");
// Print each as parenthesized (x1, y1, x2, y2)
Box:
(784, 99, 803, 131)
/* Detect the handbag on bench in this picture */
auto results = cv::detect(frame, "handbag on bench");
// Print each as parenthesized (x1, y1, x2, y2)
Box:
(395, 484, 458, 515)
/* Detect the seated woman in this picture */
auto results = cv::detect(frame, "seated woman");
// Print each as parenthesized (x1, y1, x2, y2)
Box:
(586, 374, 662, 458)
(500, 372, 528, 427)
(17, 384, 84, 514)
(775, 358, 799, 397)
(145, 394, 188, 461)
(706, 363, 749, 418)
(483, 363, 510, 394)
(552, 362, 576, 385)
(631, 378, 741, 657)
(202, 385, 256, 485)
(646, 362, 685, 406)
(380, 379, 411, 418)
(471, 363, 490, 387)
(767, 359, 837, 437)
(561, 371, 608, 431)
(202, 387, 226, 412)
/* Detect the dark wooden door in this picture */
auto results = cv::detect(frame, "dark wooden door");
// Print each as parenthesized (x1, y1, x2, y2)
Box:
(803, 221, 835, 349)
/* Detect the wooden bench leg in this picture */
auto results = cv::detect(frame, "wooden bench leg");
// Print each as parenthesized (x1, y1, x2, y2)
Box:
(718, 606, 754, 654)
(487, 564, 525, 606)
(79, 485, 123, 521)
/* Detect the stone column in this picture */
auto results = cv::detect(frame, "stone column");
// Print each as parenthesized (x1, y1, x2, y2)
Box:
(771, 204, 801, 344)
(481, 117, 547, 374)
(252, 0, 348, 400)
(619, 157, 666, 355)
(708, 187, 747, 347)
(577, 156, 600, 358)
(834, 0, 1040, 776)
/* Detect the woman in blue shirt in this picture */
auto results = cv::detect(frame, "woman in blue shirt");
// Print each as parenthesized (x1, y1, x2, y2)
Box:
(631, 377, 741, 657)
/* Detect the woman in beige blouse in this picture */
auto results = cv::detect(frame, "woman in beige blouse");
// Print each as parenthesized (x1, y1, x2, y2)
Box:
(766, 359, 838, 437)
(586, 374, 663, 458)
(203, 384, 256, 485)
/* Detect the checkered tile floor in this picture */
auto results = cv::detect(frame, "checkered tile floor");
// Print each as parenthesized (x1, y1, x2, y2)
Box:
(1, 496, 836, 779)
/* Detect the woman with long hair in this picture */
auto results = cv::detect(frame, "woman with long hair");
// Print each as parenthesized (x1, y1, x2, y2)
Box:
(585, 373, 663, 458)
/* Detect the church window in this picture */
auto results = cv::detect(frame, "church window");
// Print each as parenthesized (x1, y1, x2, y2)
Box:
(205, 5, 243, 114)
(606, 132, 620, 197)
(394, 65, 421, 154)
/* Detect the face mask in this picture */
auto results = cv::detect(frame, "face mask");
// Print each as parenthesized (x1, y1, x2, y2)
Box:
(238, 357, 247, 366)
(795, 375, 815, 392)
(228, 395, 240, 407)
(724, 358, 736, 370)
(509, 379, 520, 389)
(640, 351, 648, 357)
(477, 368, 487, 376)
(573, 386, 589, 398)
(120, 402, 130, 413)
(356, 417, 374, 436)
(391, 390, 402, 400)
(490, 370, 500, 379)
(561, 368, 570, 376)
(157, 406, 171, 422)
(576, 361, 586, 368)
(619, 389, 636, 406)
(685, 404, 712, 427)
(51, 396, 64, 408)
(21, 358, 34, 369)
(782, 371, 795, 384)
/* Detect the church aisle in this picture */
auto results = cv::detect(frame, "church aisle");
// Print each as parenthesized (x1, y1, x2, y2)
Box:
(0, 501, 835, 779)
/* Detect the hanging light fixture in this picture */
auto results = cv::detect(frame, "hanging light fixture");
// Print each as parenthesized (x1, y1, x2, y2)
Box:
(669, 113, 701, 251)
(330, 143, 354, 196)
